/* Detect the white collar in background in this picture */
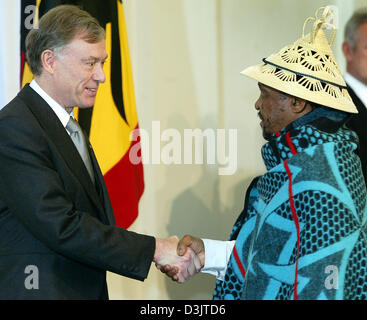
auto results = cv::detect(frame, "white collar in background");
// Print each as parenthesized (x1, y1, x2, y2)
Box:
(29, 79, 73, 128)
(344, 72, 367, 110)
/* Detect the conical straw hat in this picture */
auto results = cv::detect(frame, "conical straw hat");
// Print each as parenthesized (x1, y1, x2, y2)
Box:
(241, 6, 357, 113)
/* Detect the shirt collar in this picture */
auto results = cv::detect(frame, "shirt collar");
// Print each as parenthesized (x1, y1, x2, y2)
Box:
(29, 79, 73, 128)
(344, 72, 367, 109)
(261, 107, 351, 171)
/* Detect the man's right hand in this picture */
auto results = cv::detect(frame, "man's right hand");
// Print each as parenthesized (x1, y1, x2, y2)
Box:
(177, 235, 205, 271)
(155, 235, 205, 283)
(154, 236, 202, 283)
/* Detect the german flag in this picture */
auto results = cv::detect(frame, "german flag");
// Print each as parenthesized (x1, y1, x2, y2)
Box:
(21, 0, 144, 229)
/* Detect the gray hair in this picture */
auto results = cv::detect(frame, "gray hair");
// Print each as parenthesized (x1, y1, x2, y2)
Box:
(344, 7, 367, 49)
(25, 5, 105, 76)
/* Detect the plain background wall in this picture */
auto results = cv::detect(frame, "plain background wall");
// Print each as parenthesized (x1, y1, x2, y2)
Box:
(1, 0, 366, 300)
(0, 0, 20, 108)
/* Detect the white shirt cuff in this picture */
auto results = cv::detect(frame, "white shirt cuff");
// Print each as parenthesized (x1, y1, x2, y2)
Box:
(201, 239, 235, 281)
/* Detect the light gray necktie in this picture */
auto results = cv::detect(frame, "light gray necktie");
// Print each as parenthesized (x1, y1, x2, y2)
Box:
(66, 117, 95, 184)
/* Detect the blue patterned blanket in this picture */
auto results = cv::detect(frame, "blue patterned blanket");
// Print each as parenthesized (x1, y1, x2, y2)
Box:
(213, 107, 367, 300)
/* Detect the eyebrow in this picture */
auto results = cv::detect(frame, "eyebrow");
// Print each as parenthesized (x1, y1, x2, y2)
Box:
(258, 83, 266, 90)
(83, 55, 108, 62)
(258, 82, 276, 92)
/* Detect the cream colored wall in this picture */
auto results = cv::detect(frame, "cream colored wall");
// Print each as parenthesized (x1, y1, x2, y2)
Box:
(106, 0, 366, 300)
(0, 0, 20, 108)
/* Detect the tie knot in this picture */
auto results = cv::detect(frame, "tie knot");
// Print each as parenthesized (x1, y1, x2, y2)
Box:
(66, 117, 81, 134)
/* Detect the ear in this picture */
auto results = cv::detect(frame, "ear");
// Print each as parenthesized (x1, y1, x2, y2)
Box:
(290, 96, 308, 114)
(342, 41, 353, 63)
(40, 49, 57, 75)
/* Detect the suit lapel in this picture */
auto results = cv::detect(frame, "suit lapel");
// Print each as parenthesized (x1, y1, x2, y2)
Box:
(347, 86, 367, 134)
(347, 86, 366, 115)
(88, 146, 115, 225)
(18, 84, 106, 217)
(347, 85, 367, 183)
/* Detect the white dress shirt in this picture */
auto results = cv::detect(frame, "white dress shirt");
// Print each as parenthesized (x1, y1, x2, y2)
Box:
(344, 72, 367, 109)
(29, 80, 74, 131)
(201, 239, 235, 281)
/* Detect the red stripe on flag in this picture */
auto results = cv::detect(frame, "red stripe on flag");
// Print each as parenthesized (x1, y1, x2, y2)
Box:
(233, 246, 246, 279)
(104, 130, 144, 229)
(20, 50, 25, 85)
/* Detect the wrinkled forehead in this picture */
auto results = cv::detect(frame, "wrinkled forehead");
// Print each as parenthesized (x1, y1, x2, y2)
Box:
(61, 36, 108, 59)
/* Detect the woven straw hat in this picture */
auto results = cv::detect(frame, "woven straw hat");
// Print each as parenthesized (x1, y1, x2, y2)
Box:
(241, 7, 357, 113)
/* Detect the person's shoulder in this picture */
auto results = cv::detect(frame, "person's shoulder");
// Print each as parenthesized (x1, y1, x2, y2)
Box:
(0, 87, 32, 118)
(0, 89, 42, 139)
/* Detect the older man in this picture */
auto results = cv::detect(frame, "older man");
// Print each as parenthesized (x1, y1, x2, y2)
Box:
(342, 7, 367, 183)
(164, 7, 367, 300)
(0, 5, 194, 299)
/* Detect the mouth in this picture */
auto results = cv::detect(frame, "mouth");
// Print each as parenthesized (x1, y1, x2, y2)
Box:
(85, 87, 98, 96)
(258, 113, 264, 127)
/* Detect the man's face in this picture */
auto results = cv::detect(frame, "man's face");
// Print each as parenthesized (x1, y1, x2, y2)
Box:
(345, 22, 367, 86)
(255, 83, 297, 140)
(52, 36, 108, 110)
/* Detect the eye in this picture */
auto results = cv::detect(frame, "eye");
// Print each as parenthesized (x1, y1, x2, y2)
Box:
(259, 90, 266, 99)
(86, 61, 96, 67)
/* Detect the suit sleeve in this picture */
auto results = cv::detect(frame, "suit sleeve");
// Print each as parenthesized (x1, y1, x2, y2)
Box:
(0, 114, 155, 281)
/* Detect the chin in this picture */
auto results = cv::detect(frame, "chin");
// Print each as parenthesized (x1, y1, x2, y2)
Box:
(79, 100, 96, 109)
(262, 130, 272, 141)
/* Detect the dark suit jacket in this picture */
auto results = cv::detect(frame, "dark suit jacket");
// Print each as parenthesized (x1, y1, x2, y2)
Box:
(0, 84, 155, 299)
(346, 85, 367, 184)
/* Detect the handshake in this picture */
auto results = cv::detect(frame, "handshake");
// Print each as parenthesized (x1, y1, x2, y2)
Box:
(153, 235, 204, 283)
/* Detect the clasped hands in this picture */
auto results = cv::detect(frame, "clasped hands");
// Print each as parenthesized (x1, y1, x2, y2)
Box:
(154, 235, 204, 283)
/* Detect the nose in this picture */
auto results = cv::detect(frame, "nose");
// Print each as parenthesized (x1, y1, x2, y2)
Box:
(93, 62, 106, 83)
(255, 96, 261, 110)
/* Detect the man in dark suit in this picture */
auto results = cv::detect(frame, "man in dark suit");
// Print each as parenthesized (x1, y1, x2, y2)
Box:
(0, 5, 196, 299)
(342, 7, 367, 183)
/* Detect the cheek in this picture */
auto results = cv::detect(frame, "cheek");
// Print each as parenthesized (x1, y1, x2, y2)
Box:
(265, 107, 287, 131)
(362, 53, 367, 70)
(354, 51, 367, 67)
(264, 115, 277, 131)
(65, 65, 89, 84)
(75, 76, 92, 95)
(262, 103, 276, 122)
(261, 109, 277, 133)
